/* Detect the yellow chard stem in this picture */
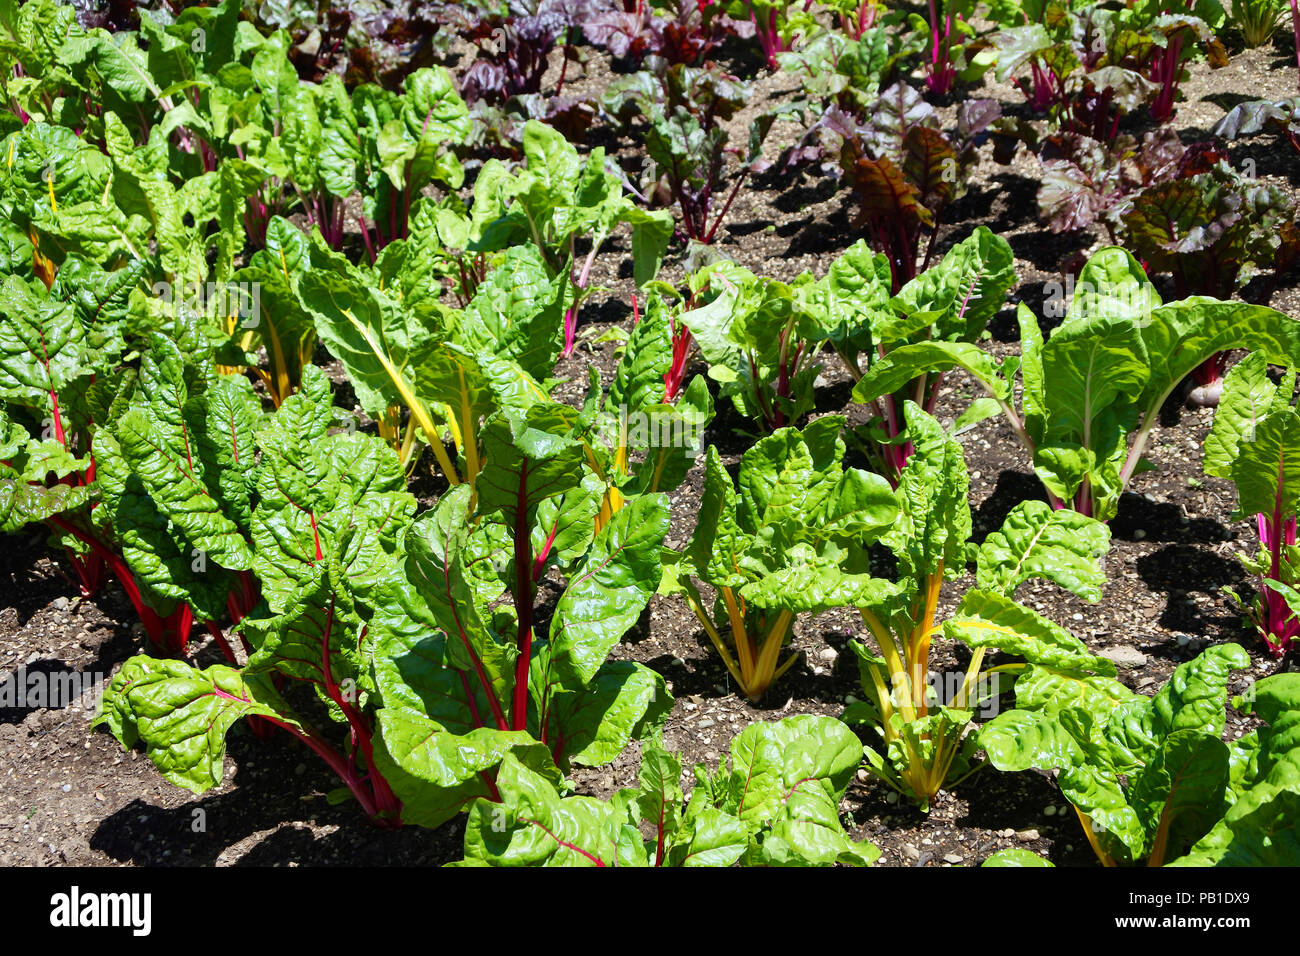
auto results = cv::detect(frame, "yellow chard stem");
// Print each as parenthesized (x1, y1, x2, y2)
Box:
(685, 592, 744, 687)
(860, 606, 914, 724)
(910, 562, 945, 718)
(721, 587, 755, 686)
(1076, 807, 1117, 867)
(399, 415, 419, 474)
(753, 609, 795, 696)
(455, 369, 480, 484)
(865, 662, 896, 739)
(954, 647, 988, 710)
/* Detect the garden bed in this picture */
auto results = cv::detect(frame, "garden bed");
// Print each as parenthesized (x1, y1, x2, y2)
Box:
(3, 1, 1300, 868)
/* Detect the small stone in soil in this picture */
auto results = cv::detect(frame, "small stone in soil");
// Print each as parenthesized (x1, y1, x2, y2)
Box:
(1016, 829, 1040, 842)
(1044, 805, 1057, 816)
(943, 853, 963, 864)
(1100, 645, 1147, 668)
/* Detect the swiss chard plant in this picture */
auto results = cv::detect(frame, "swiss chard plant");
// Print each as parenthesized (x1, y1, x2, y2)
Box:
(824, 227, 1014, 481)
(0, 257, 210, 650)
(902, 0, 986, 95)
(207, 29, 319, 250)
(989, 0, 1226, 134)
(351, 67, 471, 257)
(88, 332, 265, 659)
(1171, 673, 1300, 866)
(1214, 95, 1300, 155)
(793, 85, 1000, 291)
(299, 223, 568, 482)
(470, 120, 673, 354)
(443, 0, 573, 105)
(679, 260, 822, 434)
(1033, 128, 1209, 236)
(456, 719, 879, 866)
(823, 0, 885, 38)
(205, 32, 361, 252)
(582, 292, 715, 533)
(979, 643, 1254, 867)
(853, 246, 1300, 519)
(721, 0, 818, 70)
(775, 27, 897, 119)
(1030, 136, 1296, 403)
(585, 0, 747, 67)
(662, 416, 899, 702)
(607, 63, 772, 246)
(845, 406, 1110, 808)
(94, 365, 418, 824)
(1230, 0, 1288, 46)
(361, 403, 675, 828)
(1117, 158, 1300, 402)
(1203, 352, 1300, 658)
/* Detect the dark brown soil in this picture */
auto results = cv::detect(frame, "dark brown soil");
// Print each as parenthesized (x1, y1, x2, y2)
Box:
(3, 31, 1298, 868)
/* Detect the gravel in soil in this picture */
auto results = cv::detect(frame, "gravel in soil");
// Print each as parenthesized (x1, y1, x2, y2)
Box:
(2, 39, 1298, 866)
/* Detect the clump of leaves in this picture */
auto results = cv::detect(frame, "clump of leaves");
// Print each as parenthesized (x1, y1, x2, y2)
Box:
(362, 406, 675, 828)
(980, 643, 1254, 867)
(989, 0, 1226, 138)
(351, 66, 471, 258)
(1119, 160, 1300, 302)
(469, 120, 673, 353)
(605, 63, 773, 245)
(845, 406, 1110, 808)
(1034, 128, 1216, 236)
(900, 0, 988, 95)
(823, 0, 885, 38)
(442, 0, 573, 105)
(854, 247, 1300, 519)
(791, 85, 1000, 291)
(456, 721, 879, 866)
(721, 0, 818, 70)
(662, 416, 898, 701)
(775, 27, 898, 119)
(1172, 673, 1300, 866)
(678, 259, 824, 434)
(1117, 158, 1300, 401)
(94, 365, 418, 825)
(1204, 352, 1300, 658)
(585, 0, 749, 67)
(1229, 0, 1288, 47)
(1214, 95, 1300, 155)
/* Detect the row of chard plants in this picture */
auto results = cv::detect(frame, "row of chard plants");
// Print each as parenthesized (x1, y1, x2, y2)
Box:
(0, 0, 1298, 865)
